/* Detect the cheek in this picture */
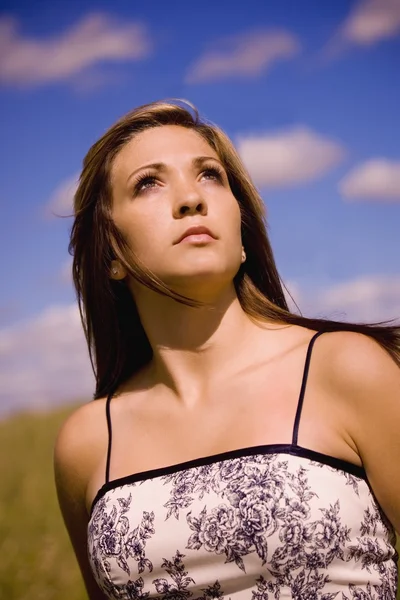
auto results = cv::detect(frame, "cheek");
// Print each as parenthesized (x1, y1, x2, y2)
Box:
(223, 197, 242, 238)
(116, 208, 168, 257)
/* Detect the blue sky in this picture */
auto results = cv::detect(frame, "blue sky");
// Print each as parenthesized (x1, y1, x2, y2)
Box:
(0, 0, 399, 415)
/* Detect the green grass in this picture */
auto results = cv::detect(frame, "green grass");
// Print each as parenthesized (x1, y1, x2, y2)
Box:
(0, 405, 87, 600)
(0, 404, 398, 599)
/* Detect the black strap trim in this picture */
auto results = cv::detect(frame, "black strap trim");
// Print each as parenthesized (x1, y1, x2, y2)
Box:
(292, 330, 326, 446)
(89, 443, 367, 516)
(105, 391, 114, 485)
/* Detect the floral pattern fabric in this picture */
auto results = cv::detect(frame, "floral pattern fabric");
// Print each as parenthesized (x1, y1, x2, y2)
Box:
(87, 450, 398, 599)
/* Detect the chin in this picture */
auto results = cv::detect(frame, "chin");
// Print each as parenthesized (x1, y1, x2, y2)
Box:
(153, 254, 240, 286)
(165, 267, 238, 293)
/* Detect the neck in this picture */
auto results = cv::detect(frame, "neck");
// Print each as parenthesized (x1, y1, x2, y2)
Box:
(131, 283, 264, 407)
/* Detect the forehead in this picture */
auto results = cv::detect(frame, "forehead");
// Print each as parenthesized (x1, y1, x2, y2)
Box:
(112, 125, 219, 177)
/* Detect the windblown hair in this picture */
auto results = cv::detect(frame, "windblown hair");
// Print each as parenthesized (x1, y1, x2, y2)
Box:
(69, 100, 400, 399)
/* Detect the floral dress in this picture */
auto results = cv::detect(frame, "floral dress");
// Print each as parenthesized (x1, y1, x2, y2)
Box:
(87, 332, 398, 599)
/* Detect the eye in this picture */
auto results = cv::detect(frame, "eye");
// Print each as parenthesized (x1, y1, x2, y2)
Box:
(133, 173, 158, 195)
(201, 166, 224, 182)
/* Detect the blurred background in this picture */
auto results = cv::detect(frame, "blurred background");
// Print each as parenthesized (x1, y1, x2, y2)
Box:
(0, 0, 399, 597)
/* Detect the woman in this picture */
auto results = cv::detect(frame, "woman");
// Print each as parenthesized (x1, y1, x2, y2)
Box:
(54, 100, 400, 599)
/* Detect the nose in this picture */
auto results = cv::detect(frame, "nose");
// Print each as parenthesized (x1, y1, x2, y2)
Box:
(172, 178, 208, 218)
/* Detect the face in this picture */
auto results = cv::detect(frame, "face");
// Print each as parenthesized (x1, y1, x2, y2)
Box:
(110, 125, 243, 296)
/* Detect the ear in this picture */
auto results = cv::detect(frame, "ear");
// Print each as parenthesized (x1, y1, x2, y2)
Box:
(110, 260, 127, 280)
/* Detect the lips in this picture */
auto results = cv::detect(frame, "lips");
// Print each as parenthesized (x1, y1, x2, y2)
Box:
(175, 226, 216, 244)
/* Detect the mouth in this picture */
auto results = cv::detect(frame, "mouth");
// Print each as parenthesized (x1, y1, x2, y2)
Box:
(175, 226, 217, 244)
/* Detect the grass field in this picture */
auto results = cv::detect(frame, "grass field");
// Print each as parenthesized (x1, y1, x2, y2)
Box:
(0, 404, 398, 599)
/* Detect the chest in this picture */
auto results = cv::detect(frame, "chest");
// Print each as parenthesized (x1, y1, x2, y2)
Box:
(115, 363, 306, 464)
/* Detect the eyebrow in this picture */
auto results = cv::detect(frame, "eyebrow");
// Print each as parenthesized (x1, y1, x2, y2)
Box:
(126, 155, 224, 184)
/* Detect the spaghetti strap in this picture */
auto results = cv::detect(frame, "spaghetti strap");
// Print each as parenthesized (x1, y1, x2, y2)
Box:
(105, 391, 114, 484)
(292, 330, 326, 446)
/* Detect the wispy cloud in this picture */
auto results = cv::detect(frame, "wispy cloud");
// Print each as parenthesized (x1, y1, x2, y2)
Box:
(237, 126, 345, 188)
(59, 259, 73, 285)
(339, 159, 400, 202)
(0, 304, 94, 417)
(322, 0, 400, 60)
(45, 173, 79, 217)
(340, 0, 400, 46)
(186, 29, 300, 84)
(285, 276, 400, 324)
(318, 276, 400, 323)
(0, 13, 152, 88)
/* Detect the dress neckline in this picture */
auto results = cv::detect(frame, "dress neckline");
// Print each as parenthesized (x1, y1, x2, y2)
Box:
(89, 442, 366, 516)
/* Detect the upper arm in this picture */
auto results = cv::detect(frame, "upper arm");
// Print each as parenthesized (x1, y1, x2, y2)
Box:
(320, 331, 400, 533)
(54, 403, 108, 600)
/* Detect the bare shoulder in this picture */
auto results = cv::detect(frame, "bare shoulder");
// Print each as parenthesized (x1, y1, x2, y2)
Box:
(311, 329, 400, 425)
(54, 398, 109, 531)
(54, 398, 109, 599)
(312, 329, 400, 530)
(54, 398, 108, 500)
(313, 329, 399, 399)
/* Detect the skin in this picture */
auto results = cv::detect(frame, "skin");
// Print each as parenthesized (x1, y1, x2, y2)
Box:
(54, 125, 400, 599)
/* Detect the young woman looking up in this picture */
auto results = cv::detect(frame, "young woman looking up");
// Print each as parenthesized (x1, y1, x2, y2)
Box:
(54, 101, 400, 600)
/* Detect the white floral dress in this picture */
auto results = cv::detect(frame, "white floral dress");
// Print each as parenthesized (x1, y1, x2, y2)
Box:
(87, 332, 398, 599)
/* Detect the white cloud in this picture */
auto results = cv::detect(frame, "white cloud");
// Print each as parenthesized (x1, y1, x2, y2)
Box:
(339, 159, 400, 202)
(340, 0, 400, 46)
(186, 29, 300, 84)
(321, 0, 400, 61)
(0, 304, 94, 417)
(45, 173, 79, 217)
(0, 13, 151, 87)
(237, 126, 345, 188)
(319, 276, 400, 323)
(286, 276, 400, 324)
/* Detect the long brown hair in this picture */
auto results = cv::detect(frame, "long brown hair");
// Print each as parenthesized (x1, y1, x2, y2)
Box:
(69, 100, 400, 399)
